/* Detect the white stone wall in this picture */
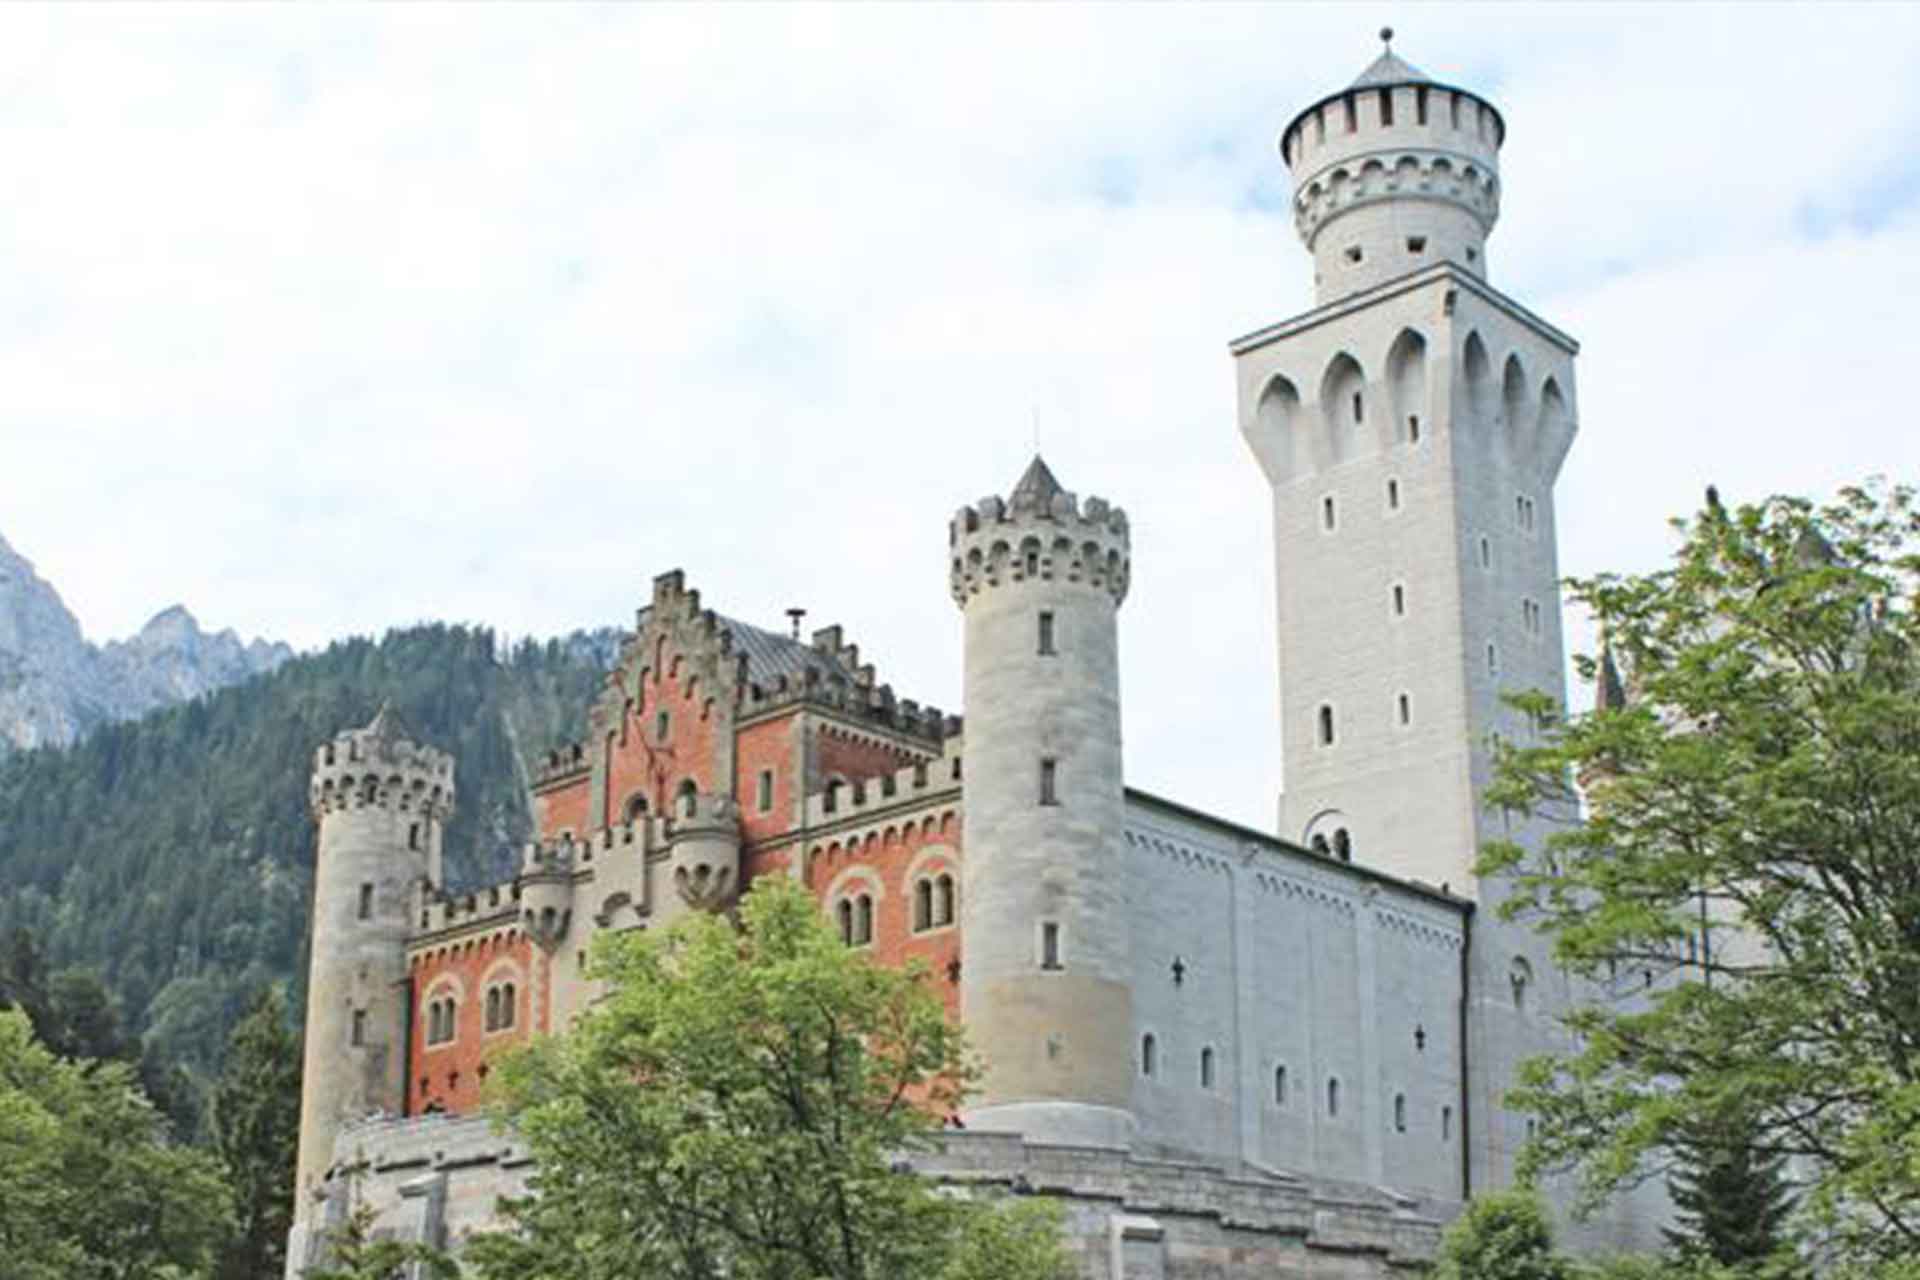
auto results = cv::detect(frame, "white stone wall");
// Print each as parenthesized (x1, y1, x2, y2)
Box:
(1122, 793, 1468, 1206)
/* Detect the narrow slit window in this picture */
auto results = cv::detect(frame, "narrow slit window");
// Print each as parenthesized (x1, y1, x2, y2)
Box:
(1037, 611, 1055, 655)
(1479, 536, 1492, 569)
(1141, 1033, 1156, 1077)
(1322, 495, 1336, 531)
(351, 1009, 366, 1047)
(358, 883, 373, 920)
(1442, 1106, 1453, 1141)
(1352, 391, 1363, 424)
(1039, 758, 1058, 805)
(1387, 478, 1400, 510)
(408, 823, 420, 851)
(1487, 642, 1499, 676)
(1040, 922, 1063, 971)
(1317, 704, 1336, 747)
(1408, 414, 1420, 443)
(1328, 1077, 1341, 1117)
(1397, 693, 1411, 725)
(1200, 1046, 1216, 1089)
(1394, 1093, 1407, 1133)
(1275, 1064, 1288, 1106)
(1392, 584, 1406, 617)
(757, 769, 773, 813)
(655, 711, 670, 742)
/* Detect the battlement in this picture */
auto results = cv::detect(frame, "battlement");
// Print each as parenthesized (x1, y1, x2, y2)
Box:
(310, 704, 455, 819)
(949, 457, 1131, 608)
(804, 740, 964, 828)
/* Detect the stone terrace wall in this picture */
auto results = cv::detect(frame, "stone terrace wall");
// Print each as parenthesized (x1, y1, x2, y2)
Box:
(293, 1115, 1442, 1278)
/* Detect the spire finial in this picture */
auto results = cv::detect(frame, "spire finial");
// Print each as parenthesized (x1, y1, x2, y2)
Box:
(1380, 26, 1394, 50)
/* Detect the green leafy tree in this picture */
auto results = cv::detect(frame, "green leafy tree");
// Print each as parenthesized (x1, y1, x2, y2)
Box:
(212, 987, 303, 1280)
(466, 876, 1072, 1280)
(1662, 1107, 1798, 1270)
(1432, 1190, 1574, 1280)
(1480, 482, 1920, 1263)
(0, 1007, 233, 1278)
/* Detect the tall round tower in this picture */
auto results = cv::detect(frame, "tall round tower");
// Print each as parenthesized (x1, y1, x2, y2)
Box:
(293, 703, 454, 1206)
(949, 456, 1133, 1148)
(1281, 29, 1504, 303)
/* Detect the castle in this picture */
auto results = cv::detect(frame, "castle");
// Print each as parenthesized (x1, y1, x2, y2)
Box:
(287, 36, 1666, 1276)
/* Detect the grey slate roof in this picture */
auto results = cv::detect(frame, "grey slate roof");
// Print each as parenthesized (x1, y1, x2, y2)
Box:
(1351, 49, 1430, 88)
(630, 607, 860, 690)
(1010, 455, 1065, 506)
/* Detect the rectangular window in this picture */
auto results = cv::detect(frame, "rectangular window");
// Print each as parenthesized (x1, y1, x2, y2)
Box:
(655, 711, 670, 742)
(351, 1009, 366, 1047)
(1041, 922, 1063, 971)
(408, 823, 420, 852)
(1416, 86, 1429, 126)
(757, 769, 773, 813)
(1322, 495, 1336, 531)
(358, 883, 373, 920)
(1408, 414, 1420, 443)
(1378, 87, 1393, 126)
(1037, 611, 1055, 655)
(1039, 758, 1058, 806)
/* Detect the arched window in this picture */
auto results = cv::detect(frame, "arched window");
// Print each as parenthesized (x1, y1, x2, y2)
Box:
(1311, 834, 1331, 856)
(1327, 1077, 1340, 1117)
(935, 874, 955, 926)
(837, 899, 854, 946)
(1394, 1093, 1407, 1133)
(427, 996, 456, 1046)
(1140, 1034, 1156, 1078)
(499, 984, 516, 1029)
(1332, 828, 1352, 862)
(855, 894, 874, 946)
(913, 879, 933, 932)
(484, 988, 500, 1032)
(677, 780, 698, 818)
(1199, 1047, 1216, 1090)
(624, 794, 649, 824)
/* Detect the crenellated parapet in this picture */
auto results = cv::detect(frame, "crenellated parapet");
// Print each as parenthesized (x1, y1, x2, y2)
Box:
(310, 703, 455, 822)
(948, 458, 1131, 609)
(804, 745, 965, 829)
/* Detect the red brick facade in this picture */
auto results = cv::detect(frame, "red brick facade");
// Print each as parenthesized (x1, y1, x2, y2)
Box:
(411, 571, 960, 1120)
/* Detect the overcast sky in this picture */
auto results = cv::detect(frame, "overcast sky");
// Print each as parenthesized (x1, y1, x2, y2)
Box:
(5, 4, 1919, 831)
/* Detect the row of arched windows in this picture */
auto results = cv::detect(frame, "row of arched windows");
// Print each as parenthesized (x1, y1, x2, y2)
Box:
(834, 872, 959, 946)
(425, 996, 456, 1045)
(912, 874, 957, 932)
(484, 982, 518, 1032)
(836, 893, 874, 946)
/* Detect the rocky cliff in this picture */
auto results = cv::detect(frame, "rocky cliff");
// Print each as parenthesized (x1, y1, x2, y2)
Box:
(0, 532, 291, 754)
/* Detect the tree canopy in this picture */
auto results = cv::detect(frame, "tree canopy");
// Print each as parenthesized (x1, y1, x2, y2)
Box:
(466, 876, 1072, 1280)
(0, 1007, 233, 1279)
(1481, 481, 1920, 1265)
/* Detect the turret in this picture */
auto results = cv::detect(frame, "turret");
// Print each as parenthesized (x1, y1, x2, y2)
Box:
(292, 704, 454, 1215)
(666, 790, 741, 915)
(1281, 28, 1504, 303)
(949, 456, 1134, 1148)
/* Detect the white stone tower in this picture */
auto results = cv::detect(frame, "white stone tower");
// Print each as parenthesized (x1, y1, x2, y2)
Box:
(1233, 33, 1581, 1193)
(950, 457, 1134, 1148)
(292, 704, 454, 1213)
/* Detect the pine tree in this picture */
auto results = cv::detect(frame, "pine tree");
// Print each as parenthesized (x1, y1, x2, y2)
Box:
(1663, 1108, 1797, 1269)
(211, 987, 303, 1280)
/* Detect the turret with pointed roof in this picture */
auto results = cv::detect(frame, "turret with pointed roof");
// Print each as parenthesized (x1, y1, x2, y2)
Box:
(1278, 29, 1505, 303)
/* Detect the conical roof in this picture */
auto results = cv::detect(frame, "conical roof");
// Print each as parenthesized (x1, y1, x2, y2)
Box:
(1595, 642, 1628, 714)
(1010, 455, 1065, 506)
(364, 700, 412, 742)
(1351, 48, 1430, 88)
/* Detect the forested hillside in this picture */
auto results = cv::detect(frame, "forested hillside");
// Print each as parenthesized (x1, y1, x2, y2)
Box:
(0, 624, 611, 1091)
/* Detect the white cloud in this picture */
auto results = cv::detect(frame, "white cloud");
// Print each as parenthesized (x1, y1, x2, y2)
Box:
(3, 4, 1919, 829)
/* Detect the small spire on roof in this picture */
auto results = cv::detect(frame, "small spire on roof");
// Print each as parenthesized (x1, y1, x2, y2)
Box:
(1010, 454, 1065, 508)
(365, 700, 411, 742)
(1350, 28, 1430, 88)
(1595, 638, 1628, 714)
